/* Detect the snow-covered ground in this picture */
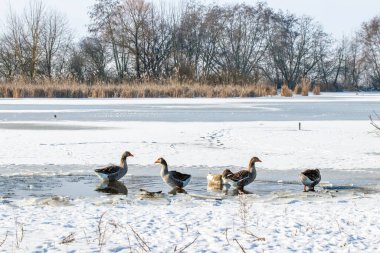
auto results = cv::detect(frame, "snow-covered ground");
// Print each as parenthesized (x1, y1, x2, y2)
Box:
(0, 93, 379, 252)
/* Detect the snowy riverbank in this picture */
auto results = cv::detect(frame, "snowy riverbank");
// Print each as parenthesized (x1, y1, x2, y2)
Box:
(0, 94, 379, 252)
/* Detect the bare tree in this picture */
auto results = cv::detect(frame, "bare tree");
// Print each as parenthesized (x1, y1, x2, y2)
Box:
(340, 35, 365, 90)
(68, 46, 86, 82)
(172, 3, 204, 81)
(89, 0, 130, 81)
(266, 13, 325, 88)
(40, 10, 72, 78)
(360, 16, 380, 90)
(216, 3, 270, 83)
(80, 37, 110, 82)
(140, 4, 173, 79)
(315, 36, 343, 91)
(118, 0, 151, 79)
(22, 0, 45, 79)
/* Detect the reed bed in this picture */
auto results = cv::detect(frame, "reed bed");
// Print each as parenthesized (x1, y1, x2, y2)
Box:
(313, 85, 321, 95)
(301, 78, 310, 96)
(280, 84, 293, 97)
(0, 81, 277, 98)
(293, 83, 302, 94)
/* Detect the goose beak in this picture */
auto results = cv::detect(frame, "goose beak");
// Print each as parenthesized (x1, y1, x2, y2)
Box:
(257, 159, 262, 162)
(130, 153, 134, 157)
(154, 159, 160, 164)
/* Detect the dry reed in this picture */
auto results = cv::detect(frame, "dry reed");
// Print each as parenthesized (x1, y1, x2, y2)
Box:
(313, 85, 321, 95)
(293, 83, 302, 94)
(0, 79, 277, 98)
(301, 78, 310, 96)
(281, 84, 293, 97)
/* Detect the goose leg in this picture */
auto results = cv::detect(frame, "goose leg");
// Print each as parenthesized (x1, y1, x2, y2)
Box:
(303, 185, 307, 192)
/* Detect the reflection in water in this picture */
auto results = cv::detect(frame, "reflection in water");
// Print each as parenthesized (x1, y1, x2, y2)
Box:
(207, 183, 253, 196)
(224, 188, 253, 196)
(168, 188, 188, 195)
(3, 174, 378, 200)
(207, 185, 223, 192)
(95, 181, 128, 195)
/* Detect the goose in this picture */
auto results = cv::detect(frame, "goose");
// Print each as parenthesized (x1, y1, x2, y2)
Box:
(154, 157, 191, 189)
(299, 169, 321, 192)
(95, 151, 134, 181)
(207, 173, 223, 190)
(222, 156, 262, 189)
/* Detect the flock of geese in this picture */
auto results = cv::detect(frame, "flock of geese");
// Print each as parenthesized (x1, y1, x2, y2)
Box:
(94, 150, 322, 193)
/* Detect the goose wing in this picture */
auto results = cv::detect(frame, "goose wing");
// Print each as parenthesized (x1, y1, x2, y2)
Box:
(226, 170, 250, 182)
(301, 169, 320, 182)
(170, 171, 191, 182)
(95, 165, 121, 175)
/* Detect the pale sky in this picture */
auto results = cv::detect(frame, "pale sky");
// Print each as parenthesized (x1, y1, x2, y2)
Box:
(0, 0, 380, 39)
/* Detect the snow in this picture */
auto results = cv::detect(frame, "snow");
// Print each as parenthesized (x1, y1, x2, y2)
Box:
(0, 193, 379, 252)
(0, 93, 379, 252)
(0, 121, 377, 173)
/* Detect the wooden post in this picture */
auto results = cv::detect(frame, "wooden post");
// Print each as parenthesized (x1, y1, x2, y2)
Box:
(299, 122, 301, 130)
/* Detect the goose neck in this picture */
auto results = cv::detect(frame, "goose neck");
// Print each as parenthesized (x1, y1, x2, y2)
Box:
(160, 163, 169, 177)
(120, 158, 128, 170)
(248, 162, 256, 173)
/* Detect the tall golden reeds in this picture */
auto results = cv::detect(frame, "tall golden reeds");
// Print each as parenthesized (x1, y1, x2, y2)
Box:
(313, 85, 321, 95)
(293, 83, 302, 94)
(281, 84, 293, 97)
(301, 78, 310, 96)
(0, 79, 278, 98)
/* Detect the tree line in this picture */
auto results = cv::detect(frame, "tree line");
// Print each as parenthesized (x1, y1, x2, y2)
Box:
(1, 0, 380, 91)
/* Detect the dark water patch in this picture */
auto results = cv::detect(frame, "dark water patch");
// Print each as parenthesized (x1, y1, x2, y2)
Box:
(0, 174, 378, 201)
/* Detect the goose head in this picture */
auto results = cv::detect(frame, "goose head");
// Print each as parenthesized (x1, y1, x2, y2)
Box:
(154, 157, 167, 166)
(249, 156, 262, 167)
(121, 151, 134, 160)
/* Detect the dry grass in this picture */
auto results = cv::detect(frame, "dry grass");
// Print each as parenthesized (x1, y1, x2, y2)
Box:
(301, 78, 310, 96)
(0, 232, 8, 247)
(0, 79, 277, 98)
(14, 219, 24, 249)
(281, 84, 293, 97)
(313, 85, 321, 95)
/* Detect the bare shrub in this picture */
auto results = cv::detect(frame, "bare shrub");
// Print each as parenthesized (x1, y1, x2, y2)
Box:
(97, 212, 108, 252)
(238, 194, 251, 232)
(14, 220, 24, 249)
(233, 238, 247, 253)
(0, 232, 8, 247)
(281, 84, 293, 97)
(238, 194, 266, 241)
(128, 224, 151, 252)
(174, 233, 200, 253)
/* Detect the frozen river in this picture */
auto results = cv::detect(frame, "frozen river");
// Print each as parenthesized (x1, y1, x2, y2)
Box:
(0, 93, 379, 122)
